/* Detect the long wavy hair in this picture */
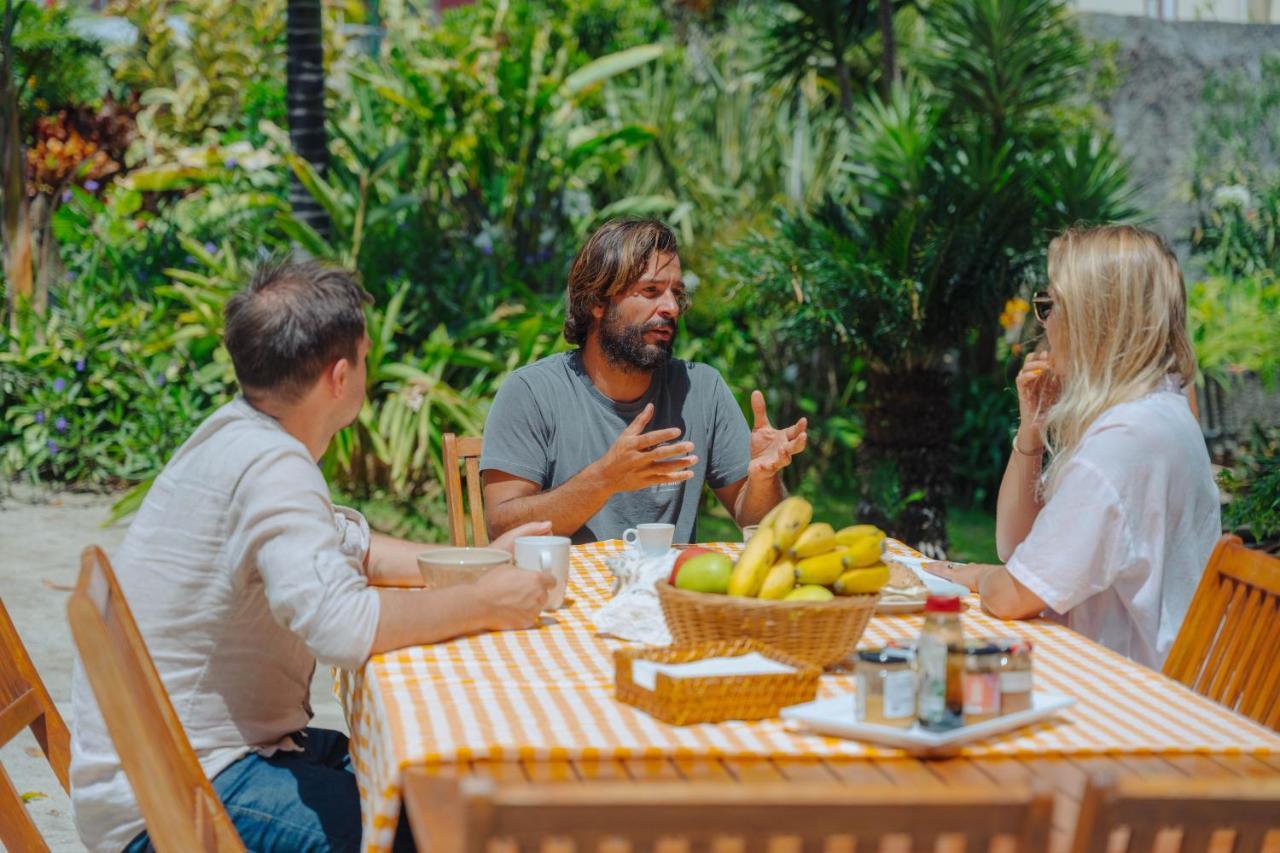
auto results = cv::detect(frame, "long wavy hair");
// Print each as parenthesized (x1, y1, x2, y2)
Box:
(1041, 225, 1197, 495)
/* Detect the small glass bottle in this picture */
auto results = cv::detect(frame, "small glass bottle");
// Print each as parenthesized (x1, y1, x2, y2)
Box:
(916, 595, 965, 732)
(855, 648, 916, 728)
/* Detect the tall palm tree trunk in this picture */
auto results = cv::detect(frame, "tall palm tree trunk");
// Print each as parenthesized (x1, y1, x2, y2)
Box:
(859, 367, 952, 557)
(1, 0, 32, 326)
(286, 0, 330, 239)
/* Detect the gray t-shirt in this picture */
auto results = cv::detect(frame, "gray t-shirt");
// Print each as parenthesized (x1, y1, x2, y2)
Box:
(480, 351, 751, 544)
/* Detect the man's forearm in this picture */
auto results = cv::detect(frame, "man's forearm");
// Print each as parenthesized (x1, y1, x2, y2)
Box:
(488, 463, 614, 538)
(366, 532, 430, 588)
(369, 586, 486, 655)
(733, 475, 786, 527)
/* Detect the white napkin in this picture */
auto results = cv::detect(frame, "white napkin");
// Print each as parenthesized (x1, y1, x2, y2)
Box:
(592, 548, 676, 645)
(882, 551, 970, 598)
(631, 653, 796, 690)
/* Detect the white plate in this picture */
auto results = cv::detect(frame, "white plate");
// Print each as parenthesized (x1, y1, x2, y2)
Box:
(781, 691, 1076, 756)
(875, 598, 926, 614)
(882, 552, 970, 598)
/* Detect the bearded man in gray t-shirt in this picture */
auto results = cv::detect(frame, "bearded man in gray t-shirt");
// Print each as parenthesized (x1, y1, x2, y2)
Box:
(481, 219, 808, 544)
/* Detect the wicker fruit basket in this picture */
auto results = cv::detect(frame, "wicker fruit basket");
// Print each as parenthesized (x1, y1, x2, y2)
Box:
(615, 638, 820, 726)
(656, 580, 880, 668)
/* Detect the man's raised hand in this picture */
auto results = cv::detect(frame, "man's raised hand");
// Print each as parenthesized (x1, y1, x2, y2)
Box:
(593, 403, 698, 493)
(747, 390, 808, 479)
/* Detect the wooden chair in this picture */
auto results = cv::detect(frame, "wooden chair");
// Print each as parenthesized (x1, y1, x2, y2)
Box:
(1162, 534, 1280, 730)
(444, 433, 489, 547)
(67, 546, 244, 852)
(403, 770, 1054, 853)
(1, 597, 72, 853)
(1071, 773, 1280, 853)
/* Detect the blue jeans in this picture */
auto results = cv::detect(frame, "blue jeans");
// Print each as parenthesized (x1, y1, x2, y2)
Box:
(124, 728, 414, 852)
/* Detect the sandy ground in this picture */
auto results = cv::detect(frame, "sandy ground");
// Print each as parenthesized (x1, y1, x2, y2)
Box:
(0, 485, 347, 851)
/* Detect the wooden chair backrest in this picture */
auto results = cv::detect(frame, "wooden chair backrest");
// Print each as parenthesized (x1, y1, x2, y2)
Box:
(403, 771, 1054, 853)
(1071, 774, 1280, 853)
(0, 597, 71, 853)
(67, 546, 244, 852)
(1163, 534, 1280, 729)
(444, 433, 489, 547)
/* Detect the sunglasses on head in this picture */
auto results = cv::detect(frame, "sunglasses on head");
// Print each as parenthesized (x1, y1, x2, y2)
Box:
(1032, 290, 1054, 323)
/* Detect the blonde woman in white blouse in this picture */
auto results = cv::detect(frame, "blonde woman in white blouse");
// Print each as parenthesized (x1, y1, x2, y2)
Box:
(930, 225, 1220, 669)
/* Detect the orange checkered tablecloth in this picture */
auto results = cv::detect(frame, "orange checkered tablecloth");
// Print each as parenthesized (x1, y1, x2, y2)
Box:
(338, 540, 1280, 852)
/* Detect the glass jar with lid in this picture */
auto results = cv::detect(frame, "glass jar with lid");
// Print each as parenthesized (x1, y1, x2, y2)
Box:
(962, 643, 1002, 724)
(855, 648, 916, 728)
(991, 638, 1034, 714)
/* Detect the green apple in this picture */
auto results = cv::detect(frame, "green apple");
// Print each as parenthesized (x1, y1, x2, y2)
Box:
(669, 546, 716, 584)
(674, 552, 734, 595)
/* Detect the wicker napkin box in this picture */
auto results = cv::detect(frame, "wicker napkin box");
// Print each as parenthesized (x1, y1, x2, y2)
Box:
(614, 639, 821, 726)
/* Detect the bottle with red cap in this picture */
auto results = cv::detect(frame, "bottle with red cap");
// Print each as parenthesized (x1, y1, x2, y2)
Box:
(917, 595, 965, 731)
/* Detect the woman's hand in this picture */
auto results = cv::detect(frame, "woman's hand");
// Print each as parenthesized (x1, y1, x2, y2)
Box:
(1014, 351, 1059, 453)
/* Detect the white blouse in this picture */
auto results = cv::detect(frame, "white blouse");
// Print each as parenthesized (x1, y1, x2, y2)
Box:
(1006, 378, 1220, 669)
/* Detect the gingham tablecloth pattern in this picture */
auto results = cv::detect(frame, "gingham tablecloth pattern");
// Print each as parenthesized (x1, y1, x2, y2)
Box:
(339, 540, 1280, 851)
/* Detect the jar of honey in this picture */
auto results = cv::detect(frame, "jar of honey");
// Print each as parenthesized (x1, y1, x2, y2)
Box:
(962, 643, 1002, 724)
(855, 648, 916, 728)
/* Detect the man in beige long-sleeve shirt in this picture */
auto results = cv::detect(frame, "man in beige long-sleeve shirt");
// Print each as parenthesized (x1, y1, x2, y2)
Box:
(70, 260, 552, 852)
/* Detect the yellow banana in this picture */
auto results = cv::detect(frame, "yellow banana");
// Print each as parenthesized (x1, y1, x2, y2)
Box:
(758, 560, 798, 600)
(835, 524, 885, 547)
(833, 564, 891, 595)
(728, 528, 778, 597)
(788, 522, 835, 560)
(784, 584, 835, 602)
(842, 534, 885, 568)
(755, 499, 788, 534)
(770, 496, 813, 551)
(794, 547, 853, 585)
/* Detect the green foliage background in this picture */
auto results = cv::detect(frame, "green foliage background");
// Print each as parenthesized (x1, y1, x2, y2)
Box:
(2, 0, 1277, 549)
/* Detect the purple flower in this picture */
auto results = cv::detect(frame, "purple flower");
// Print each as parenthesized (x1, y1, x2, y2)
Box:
(84, 179, 100, 192)
(184, 254, 196, 265)
(52, 378, 66, 393)
(62, 188, 74, 203)
(75, 358, 86, 373)
(64, 271, 75, 283)
(55, 417, 68, 433)
(225, 157, 238, 169)
(203, 241, 217, 254)
(46, 440, 58, 454)
(156, 374, 167, 388)
(34, 411, 45, 425)
(481, 243, 493, 256)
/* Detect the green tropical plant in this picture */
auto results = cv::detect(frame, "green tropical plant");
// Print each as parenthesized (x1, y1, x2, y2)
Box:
(719, 0, 1137, 554)
(1188, 272, 1280, 390)
(107, 0, 285, 162)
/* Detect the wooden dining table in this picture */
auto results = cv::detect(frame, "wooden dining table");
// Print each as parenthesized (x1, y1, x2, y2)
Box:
(338, 541, 1280, 853)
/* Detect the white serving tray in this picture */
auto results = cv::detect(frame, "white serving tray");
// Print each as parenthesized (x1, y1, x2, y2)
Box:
(781, 691, 1076, 756)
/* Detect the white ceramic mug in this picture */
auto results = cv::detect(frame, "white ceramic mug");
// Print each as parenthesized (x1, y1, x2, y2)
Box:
(514, 535, 572, 609)
(622, 523, 675, 557)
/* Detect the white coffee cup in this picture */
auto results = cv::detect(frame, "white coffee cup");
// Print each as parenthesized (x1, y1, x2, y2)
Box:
(514, 535, 572, 610)
(622, 523, 676, 557)
(742, 524, 759, 543)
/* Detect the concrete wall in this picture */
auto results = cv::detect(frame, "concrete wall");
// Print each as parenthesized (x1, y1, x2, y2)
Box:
(1078, 12, 1280, 252)
(1074, 0, 1278, 23)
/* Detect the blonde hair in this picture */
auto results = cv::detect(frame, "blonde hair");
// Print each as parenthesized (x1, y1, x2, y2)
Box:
(1041, 225, 1197, 495)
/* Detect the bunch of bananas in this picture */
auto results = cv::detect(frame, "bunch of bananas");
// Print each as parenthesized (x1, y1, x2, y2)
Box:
(727, 496, 889, 601)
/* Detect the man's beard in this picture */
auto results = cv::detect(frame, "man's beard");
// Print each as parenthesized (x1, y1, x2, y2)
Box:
(598, 304, 676, 372)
